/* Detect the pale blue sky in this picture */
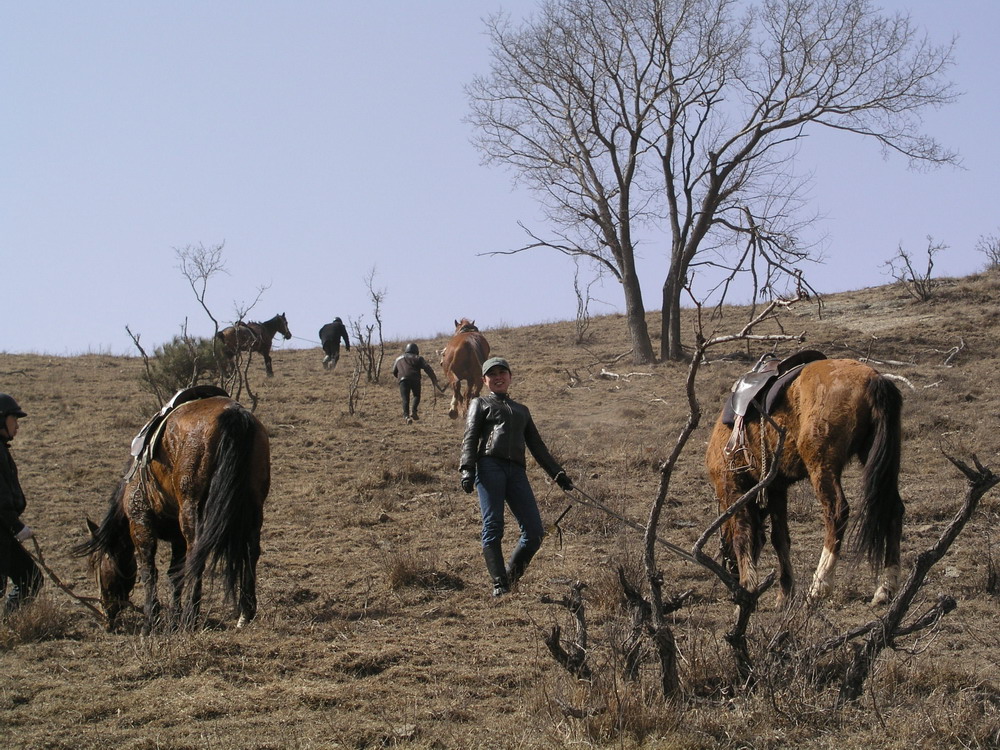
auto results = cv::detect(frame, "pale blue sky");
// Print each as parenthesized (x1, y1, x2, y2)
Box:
(2, 1, 997, 356)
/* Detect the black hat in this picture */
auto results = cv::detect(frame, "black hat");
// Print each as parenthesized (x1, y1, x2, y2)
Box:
(0, 393, 27, 418)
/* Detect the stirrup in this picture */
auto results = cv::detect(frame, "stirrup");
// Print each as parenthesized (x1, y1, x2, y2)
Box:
(725, 443, 756, 473)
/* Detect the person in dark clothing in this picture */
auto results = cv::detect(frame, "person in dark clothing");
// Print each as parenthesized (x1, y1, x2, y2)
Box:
(459, 357, 573, 597)
(319, 318, 350, 370)
(392, 343, 443, 424)
(0, 393, 42, 614)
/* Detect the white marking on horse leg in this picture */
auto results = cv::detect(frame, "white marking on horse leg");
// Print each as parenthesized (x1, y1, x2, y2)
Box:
(871, 564, 900, 606)
(740, 559, 759, 593)
(237, 613, 248, 629)
(808, 546, 838, 600)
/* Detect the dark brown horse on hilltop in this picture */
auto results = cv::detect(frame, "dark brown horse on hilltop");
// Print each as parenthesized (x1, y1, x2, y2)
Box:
(705, 358, 904, 607)
(74, 390, 271, 632)
(217, 312, 292, 376)
(441, 318, 490, 419)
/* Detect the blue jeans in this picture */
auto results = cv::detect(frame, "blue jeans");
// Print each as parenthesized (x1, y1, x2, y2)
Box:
(475, 457, 544, 550)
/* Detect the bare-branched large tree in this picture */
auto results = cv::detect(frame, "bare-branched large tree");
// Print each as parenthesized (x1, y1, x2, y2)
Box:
(467, 0, 957, 362)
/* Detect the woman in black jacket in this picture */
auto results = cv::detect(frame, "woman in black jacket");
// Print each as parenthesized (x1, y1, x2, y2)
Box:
(460, 358, 572, 596)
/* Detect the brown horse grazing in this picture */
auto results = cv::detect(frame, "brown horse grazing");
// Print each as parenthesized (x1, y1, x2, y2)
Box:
(217, 312, 292, 376)
(74, 393, 270, 632)
(705, 358, 904, 607)
(441, 318, 490, 419)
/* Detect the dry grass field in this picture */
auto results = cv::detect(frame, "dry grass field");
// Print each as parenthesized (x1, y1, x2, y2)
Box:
(2, 274, 999, 749)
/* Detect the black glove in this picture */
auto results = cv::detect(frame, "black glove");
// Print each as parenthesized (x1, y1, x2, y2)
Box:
(554, 471, 573, 491)
(461, 472, 475, 494)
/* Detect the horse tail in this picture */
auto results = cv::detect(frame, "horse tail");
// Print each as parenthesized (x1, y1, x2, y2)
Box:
(853, 374, 904, 571)
(185, 404, 263, 610)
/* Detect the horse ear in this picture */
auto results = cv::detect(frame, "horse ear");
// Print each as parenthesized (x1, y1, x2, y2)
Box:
(86, 518, 98, 537)
(454, 319, 459, 328)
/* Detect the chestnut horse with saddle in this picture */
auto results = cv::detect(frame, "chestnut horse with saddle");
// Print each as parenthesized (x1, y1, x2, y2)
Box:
(706, 353, 904, 608)
(217, 312, 292, 376)
(441, 318, 490, 419)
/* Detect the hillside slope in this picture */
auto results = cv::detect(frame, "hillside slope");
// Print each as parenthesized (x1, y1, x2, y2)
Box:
(1, 274, 998, 749)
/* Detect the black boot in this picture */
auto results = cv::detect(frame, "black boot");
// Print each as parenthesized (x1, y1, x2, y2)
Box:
(483, 543, 510, 597)
(506, 540, 540, 588)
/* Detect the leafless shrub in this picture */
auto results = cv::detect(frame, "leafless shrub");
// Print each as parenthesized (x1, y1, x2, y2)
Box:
(883, 236, 948, 301)
(976, 229, 1000, 270)
(127, 242, 265, 409)
(573, 261, 604, 345)
(351, 266, 387, 385)
(347, 353, 363, 415)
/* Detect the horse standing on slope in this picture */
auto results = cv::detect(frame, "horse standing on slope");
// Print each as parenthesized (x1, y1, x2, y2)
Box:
(441, 318, 490, 419)
(705, 357, 904, 607)
(217, 312, 292, 376)
(74, 390, 271, 632)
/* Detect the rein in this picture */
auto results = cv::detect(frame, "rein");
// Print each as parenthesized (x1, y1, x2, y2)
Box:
(27, 537, 107, 625)
(555, 485, 699, 566)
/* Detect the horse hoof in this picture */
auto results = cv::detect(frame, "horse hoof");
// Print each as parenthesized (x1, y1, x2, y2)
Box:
(448, 410, 458, 420)
(807, 581, 831, 602)
(870, 586, 894, 606)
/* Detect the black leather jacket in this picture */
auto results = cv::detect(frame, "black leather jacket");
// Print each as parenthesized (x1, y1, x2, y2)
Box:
(392, 353, 439, 386)
(460, 392, 562, 479)
(0, 438, 27, 537)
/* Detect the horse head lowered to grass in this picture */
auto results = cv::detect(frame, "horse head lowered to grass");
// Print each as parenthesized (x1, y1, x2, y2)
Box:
(74, 388, 271, 632)
(441, 318, 490, 419)
(705, 355, 904, 607)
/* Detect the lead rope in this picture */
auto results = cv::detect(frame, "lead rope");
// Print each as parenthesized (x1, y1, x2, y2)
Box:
(27, 537, 107, 624)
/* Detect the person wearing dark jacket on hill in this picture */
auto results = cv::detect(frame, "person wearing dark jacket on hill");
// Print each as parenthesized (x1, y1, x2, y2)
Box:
(0, 393, 42, 615)
(459, 357, 573, 597)
(392, 343, 443, 424)
(319, 318, 350, 370)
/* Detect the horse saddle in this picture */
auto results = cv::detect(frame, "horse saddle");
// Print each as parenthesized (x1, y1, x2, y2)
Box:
(722, 350, 827, 467)
(129, 385, 230, 459)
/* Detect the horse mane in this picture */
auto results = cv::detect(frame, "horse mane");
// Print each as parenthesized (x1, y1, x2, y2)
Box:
(71, 478, 133, 573)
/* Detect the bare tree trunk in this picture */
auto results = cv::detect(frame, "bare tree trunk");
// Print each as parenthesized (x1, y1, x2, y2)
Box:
(661, 263, 685, 362)
(622, 267, 656, 364)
